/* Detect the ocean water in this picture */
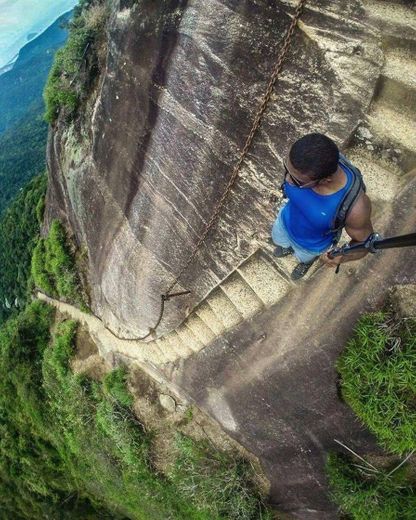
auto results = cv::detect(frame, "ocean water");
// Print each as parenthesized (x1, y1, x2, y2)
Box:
(0, 0, 78, 69)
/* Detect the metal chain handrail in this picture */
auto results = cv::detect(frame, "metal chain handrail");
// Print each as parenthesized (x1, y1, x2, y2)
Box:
(119, 0, 308, 341)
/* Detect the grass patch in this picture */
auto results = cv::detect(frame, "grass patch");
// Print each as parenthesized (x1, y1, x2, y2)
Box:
(43, 0, 110, 123)
(337, 311, 416, 455)
(326, 453, 416, 520)
(327, 307, 416, 518)
(0, 301, 272, 519)
(31, 219, 89, 310)
(170, 434, 273, 520)
(103, 367, 134, 408)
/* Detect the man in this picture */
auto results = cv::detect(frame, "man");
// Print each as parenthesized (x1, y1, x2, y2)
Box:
(272, 133, 374, 280)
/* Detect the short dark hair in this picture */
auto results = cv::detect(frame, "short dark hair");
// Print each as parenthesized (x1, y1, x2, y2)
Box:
(289, 133, 339, 180)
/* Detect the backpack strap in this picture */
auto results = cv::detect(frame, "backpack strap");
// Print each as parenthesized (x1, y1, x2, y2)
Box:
(324, 152, 367, 241)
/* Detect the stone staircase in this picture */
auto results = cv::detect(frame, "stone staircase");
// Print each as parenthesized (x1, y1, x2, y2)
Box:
(357, 1, 416, 168)
(155, 249, 293, 360)
(38, 0, 416, 368)
(147, 0, 415, 364)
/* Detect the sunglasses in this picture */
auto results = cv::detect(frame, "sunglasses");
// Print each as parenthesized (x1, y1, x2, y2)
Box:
(283, 162, 320, 189)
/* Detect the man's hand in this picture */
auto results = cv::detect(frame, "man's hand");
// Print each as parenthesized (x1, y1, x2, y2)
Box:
(320, 251, 343, 268)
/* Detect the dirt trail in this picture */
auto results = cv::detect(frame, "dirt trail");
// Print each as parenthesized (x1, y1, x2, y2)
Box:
(36, 291, 192, 403)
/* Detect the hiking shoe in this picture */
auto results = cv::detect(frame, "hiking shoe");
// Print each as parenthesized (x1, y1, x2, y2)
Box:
(291, 261, 314, 280)
(273, 245, 293, 258)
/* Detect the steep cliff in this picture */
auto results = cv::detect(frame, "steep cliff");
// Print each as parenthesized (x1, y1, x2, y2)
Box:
(41, 1, 416, 517)
(44, 0, 384, 338)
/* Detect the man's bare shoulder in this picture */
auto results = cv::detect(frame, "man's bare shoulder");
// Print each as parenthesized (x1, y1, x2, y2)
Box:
(346, 191, 372, 227)
(345, 191, 373, 243)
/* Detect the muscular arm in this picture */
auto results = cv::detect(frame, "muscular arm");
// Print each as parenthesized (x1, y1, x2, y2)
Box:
(321, 192, 374, 267)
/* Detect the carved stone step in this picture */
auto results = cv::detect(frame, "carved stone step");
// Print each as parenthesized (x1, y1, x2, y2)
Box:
(220, 272, 264, 319)
(176, 323, 205, 353)
(346, 146, 403, 202)
(363, 1, 416, 46)
(263, 248, 298, 281)
(206, 288, 243, 329)
(157, 331, 194, 359)
(195, 302, 227, 335)
(185, 314, 216, 345)
(262, 240, 322, 282)
(376, 48, 416, 111)
(367, 102, 416, 169)
(142, 342, 172, 364)
(237, 252, 290, 306)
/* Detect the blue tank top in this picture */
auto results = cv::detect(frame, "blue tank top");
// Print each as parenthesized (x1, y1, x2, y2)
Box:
(281, 163, 353, 251)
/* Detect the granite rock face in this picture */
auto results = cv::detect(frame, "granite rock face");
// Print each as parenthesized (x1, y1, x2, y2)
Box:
(44, 0, 383, 338)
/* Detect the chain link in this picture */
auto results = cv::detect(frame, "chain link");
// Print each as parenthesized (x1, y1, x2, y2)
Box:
(121, 0, 308, 341)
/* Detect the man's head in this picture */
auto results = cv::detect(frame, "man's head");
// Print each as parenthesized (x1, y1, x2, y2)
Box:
(286, 133, 339, 187)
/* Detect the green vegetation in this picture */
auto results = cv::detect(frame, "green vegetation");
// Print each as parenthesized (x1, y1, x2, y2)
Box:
(103, 367, 134, 408)
(44, 0, 110, 123)
(327, 453, 416, 520)
(0, 173, 47, 324)
(0, 10, 71, 216)
(170, 434, 272, 520)
(337, 311, 416, 455)
(0, 301, 272, 519)
(327, 309, 416, 518)
(0, 101, 48, 216)
(0, 301, 107, 519)
(31, 219, 89, 310)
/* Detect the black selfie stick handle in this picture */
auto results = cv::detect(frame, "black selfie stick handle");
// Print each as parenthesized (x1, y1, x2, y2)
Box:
(330, 232, 416, 258)
(371, 232, 416, 250)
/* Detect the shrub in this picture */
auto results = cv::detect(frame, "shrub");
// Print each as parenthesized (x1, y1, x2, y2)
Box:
(44, 0, 110, 123)
(337, 311, 416, 455)
(327, 453, 416, 520)
(103, 367, 134, 408)
(31, 237, 56, 296)
(31, 219, 88, 309)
